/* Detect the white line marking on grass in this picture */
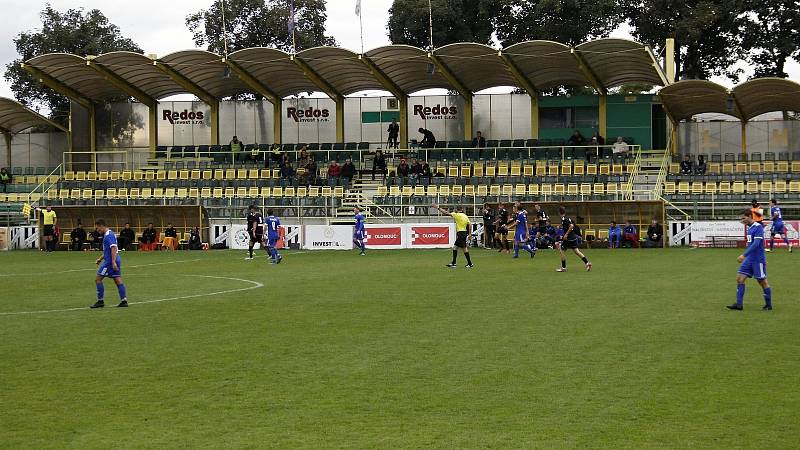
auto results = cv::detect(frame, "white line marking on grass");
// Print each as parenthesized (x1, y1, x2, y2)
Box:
(0, 258, 205, 277)
(0, 274, 263, 317)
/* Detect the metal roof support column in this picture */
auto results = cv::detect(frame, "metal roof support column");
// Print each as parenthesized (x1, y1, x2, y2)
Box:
(428, 53, 474, 140)
(152, 59, 220, 145)
(149, 107, 158, 157)
(657, 96, 680, 155)
(571, 49, 608, 137)
(2, 129, 11, 168)
(730, 92, 749, 158)
(599, 95, 607, 140)
(224, 58, 283, 146)
(88, 102, 96, 170)
(291, 56, 345, 143)
(359, 54, 409, 148)
(499, 51, 541, 139)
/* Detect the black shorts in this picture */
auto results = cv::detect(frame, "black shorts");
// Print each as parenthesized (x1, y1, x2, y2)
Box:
(250, 228, 264, 242)
(43, 225, 54, 237)
(455, 231, 468, 248)
(497, 226, 508, 235)
(483, 223, 495, 235)
(562, 237, 579, 249)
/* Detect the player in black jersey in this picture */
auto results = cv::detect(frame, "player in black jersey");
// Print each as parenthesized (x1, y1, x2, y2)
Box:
(556, 206, 592, 272)
(481, 203, 495, 248)
(494, 203, 511, 253)
(533, 204, 549, 240)
(245, 205, 263, 260)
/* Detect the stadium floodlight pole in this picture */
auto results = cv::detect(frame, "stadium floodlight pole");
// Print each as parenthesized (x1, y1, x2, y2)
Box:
(220, 0, 230, 58)
(428, 0, 434, 50)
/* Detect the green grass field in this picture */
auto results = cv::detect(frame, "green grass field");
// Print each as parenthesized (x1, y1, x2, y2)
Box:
(1, 247, 798, 449)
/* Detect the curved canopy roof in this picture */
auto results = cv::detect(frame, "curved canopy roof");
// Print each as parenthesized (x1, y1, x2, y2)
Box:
(228, 48, 319, 99)
(365, 45, 451, 94)
(575, 39, 666, 89)
(659, 80, 740, 120)
(503, 41, 588, 91)
(92, 52, 186, 100)
(0, 97, 67, 134)
(433, 43, 518, 92)
(160, 50, 250, 99)
(731, 78, 800, 120)
(26, 53, 129, 101)
(297, 47, 385, 95)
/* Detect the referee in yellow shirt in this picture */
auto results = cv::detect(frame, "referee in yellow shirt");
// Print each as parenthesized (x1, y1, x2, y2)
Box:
(39, 205, 58, 252)
(433, 203, 474, 268)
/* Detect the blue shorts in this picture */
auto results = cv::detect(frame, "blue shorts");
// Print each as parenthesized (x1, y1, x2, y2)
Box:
(267, 235, 279, 247)
(609, 232, 621, 240)
(771, 223, 786, 235)
(515, 230, 527, 242)
(97, 260, 122, 278)
(354, 229, 365, 240)
(738, 258, 767, 280)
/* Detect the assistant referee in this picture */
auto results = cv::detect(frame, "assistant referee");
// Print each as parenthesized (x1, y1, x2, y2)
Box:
(40, 205, 57, 252)
(433, 203, 474, 268)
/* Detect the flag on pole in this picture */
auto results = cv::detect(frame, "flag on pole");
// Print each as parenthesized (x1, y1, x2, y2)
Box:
(355, 0, 361, 16)
(288, 0, 296, 35)
(22, 203, 31, 217)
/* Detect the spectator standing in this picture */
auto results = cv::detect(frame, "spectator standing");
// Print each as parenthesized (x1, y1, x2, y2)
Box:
(139, 223, 158, 251)
(188, 226, 203, 250)
(39, 205, 58, 252)
(481, 203, 495, 248)
(118, 223, 135, 251)
(472, 131, 486, 148)
(0, 167, 11, 193)
(341, 159, 356, 184)
(71, 222, 87, 251)
(567, 130, 586, 146)
(387, 119, 400, 149)
(418, 128, 437, 148)
(229, 135, 243, 163)
(372, 149, 386, 181)
(622, 220, 640, 248)
(680, 155, 693, 175)
(696, 155, 707, 175)
(646, 220, 663, 248)
(163, 223, 178, 251)
(608, 221, 622, 249)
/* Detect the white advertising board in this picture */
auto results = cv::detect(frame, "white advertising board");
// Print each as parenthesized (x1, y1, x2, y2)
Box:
(303, 225, 353, 250)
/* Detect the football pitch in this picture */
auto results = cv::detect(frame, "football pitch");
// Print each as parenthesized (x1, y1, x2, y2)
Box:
(1, 247, 798, 449)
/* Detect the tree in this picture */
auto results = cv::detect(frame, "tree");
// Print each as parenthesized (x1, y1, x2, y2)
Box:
(388, 0, 499, 48)
(740, 0, 800, 78)
(493, 0, 622, 47)
(3, 6, 142, 125)
(623, 1, 748, 82)
(186, 0, 335, 54)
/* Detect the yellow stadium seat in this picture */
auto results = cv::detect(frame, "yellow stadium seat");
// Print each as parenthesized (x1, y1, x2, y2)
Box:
(573, 163, 585, 176)
(708, 163, 720, 174)
(221, 187, 233, 198)
(789, 181, 800, 193)
(75, 171, 86, 181)
(775, 161, 789, 173)
(677, 182, 690, 194)
(332, 186, 343, 198)
(762, 161, 774, 173)
(81, 189, 93, 200)
(489, 185, 500, 196)
(167, 170, 177, 180)
(224, 169, 235, 180)
(586, 164, 597, 176)
(284, 186, 295, 197)
(376, 186, 388, 196)
(501, 185, 513, 197)
(213, 188, 224, 198)
(63, 171, 75, 181)
(566, 183, 578, 196)
(472, 162, 484, 177)
(497, 161, 509, 176)
(554, 183, 566, 195)
(548, 164, 559, 177)
(515, 184, 526, 196)
(540, 183, 552, 196)
(388, 186, 400, 197)
(510, 163, 521, 177)
(561, 162, 572, 176)
(200, 187, 211, 199)
(69, 189, 80, 200)
(109, 171, 120, 181)
(464, 185, 475, 197)
(535, 164, 546, 177)
(117, 188, 129, 199)
(414, 186, 426, 196)
(426, 185, 438, 197)
(611, 164, 623, 175)
(233, 187, 245, 198)
(718, 181, 731, 195)
(86, 171, 97, 181)
(593, 183, 605, 195)
(734, 163, 747, 174)
(439, 185, 450, 196)
(451, 185, 463, 196)
(236, 169, 248, 179)
(247, 169, 259, 179)
(580, 183, 592, 196)
(296, 186, 307, 198)
(668, 163, 680, 174)
(152, 187, 164, 198)
(188, 170, 199, 180)
(606, 183, 619, 196)
(599, 164, 610, 175)
(460, 165, 471, 177)
(791, 161, 800, 173)
(448, 166, 459, 177)
(156, 170, 166, 181)
(528, 184, 539, 196)
(690, 182, 703, 194)
(721, 163, 734, 174)
(189, 188, 199, 199)
(663, 181, 676, 195)
(260, 169, 271, 179)
(704, 182, 717, 195)
(128, 188, 140, 199)
(164, 187, 177, 198)
(745, 181, 758, 194)
(308, 186, 319, 197)
(201, 170, 212, 180)
(247, 187, 259, 198)
(272, 186, 284, 197)
(141, 188, 152, 198)
(94, 189, 105, 200)
(121, 171, 132, 181)
(760, 180, 773, 194)
(523, 164, 534, 177)
(748, 162, 761, 173)
(271, 169, 281, 178)
(260, 187, 271, 198)
(133, 171, 144, 181)
(485, 164, 496, 177)
(476, 185, 488, 197)
(145, 171, 155, 181)
(732, 181, 745, 194)
(774, 180, 787, 193)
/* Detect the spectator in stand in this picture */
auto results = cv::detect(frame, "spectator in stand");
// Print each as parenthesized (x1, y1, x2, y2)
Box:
(421, 161, 433, 181)
(163, 223, 178, 251)
(410, 159, 423, 182)
(611, 136, 629, 157)
(680, 155, 694, 175)
(269, 146, 283, 166)
(341, 158, 356, 184)
(372, 149, 386, 181)
(418, 128, 437, 148)
(229, 135, 243, 163)
(567, 130, 586, 146)
(646, 220, 663, 248)
(188, 226, 203, 250)
(280, 161, 295, 179)
(387, 119, 400, 149)
(89, 228, 103, 251)
(591, 132, 605, 145)
(139, 223, 158, 251)
(118, 222, 135, 251)
(71, 222, 87, 251)
(248, 140, 261, 162)
(608, 221, 622, 249)
(622, 220, 640, 248)
(0, 167, 11, 193)
(472, 131, 486, 148)
(397, 159, 410, 177)
(327, 160, 341, 180)
(298, 145, 309, 164)
(304, 157, 317, 184)
(696, 155, 707, 175)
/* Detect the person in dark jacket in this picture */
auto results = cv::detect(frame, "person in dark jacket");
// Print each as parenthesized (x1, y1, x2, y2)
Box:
(71, 223, 87, 251)
(387, 119, 400, 149)
(118, 223, 135, 251)
(418, 128, 436, 148)
(567, 130, 586, 146)
(139, 223, 158, 251)
(188, 226, 203, 250)
(341, 158, 356, 183)
(472, 131, 486, 148)
(397, 159, 410, 177)
(372, 150, 386, 181)
(646, 220, 663, 248)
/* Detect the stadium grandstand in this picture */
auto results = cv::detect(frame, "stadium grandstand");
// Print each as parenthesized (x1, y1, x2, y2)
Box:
(2, 38, 800, 245)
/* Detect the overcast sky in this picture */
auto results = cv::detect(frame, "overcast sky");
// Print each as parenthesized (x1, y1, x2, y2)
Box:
(0, 0, 798, 104)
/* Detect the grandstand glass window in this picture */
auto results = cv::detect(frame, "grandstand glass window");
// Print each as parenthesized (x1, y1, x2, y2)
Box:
(539, 107, 599, 129)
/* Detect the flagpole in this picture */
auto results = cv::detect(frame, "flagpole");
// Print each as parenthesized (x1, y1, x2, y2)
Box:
(359, 13, 364, 54)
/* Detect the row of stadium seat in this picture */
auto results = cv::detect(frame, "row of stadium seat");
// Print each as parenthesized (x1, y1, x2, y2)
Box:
(155, 142, 370, 157)
(417, 146, 634, 162)
(45, 186, 349, 201)
(675, 152, 800, 162)
(414, 161, 637, 178)
(5, 167, 57, 176)
(385, 175, 629, 188)
(376, 183, 629, 199)
(668, 161, 800, 175)
(664, 180, 800, 196)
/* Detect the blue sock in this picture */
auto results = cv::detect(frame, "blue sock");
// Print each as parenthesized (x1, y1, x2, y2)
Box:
(514, 244, 519, 257)
(274, 248, 280, 259)
(763, 287, 772, 307)
(736, 284, 745, 306)
(117, 283, 127, 300)
(269, 248, 276, 260)
(96, 282, 105, 300)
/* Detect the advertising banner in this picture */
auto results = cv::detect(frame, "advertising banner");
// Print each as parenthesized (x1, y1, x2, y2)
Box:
(363, 224, 405, 249)
(229, 224, 252, 250)
(406, 224, 455, 248)
(9, 226, 38, 249)
(668, 221, 745, 247)
(276, 225, 302, 249)
(303, 225, 353, 250)
(0, 227, 7, 251)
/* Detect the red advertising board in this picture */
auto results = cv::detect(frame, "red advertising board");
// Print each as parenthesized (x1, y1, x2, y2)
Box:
(364, 225, 403, 248)
(410, 225, 451, 247)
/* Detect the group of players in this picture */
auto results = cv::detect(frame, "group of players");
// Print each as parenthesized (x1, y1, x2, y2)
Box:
(245, 205, 283, 264)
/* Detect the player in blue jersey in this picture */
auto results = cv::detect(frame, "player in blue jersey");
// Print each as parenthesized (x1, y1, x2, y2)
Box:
(353, 207, 366, 255)
(507, 203, 535, 258)
(90, 219, 128, 308)
(767, 199, 792, 253)
(728, 209, 772, 311)
(265, 209, 282, 264)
